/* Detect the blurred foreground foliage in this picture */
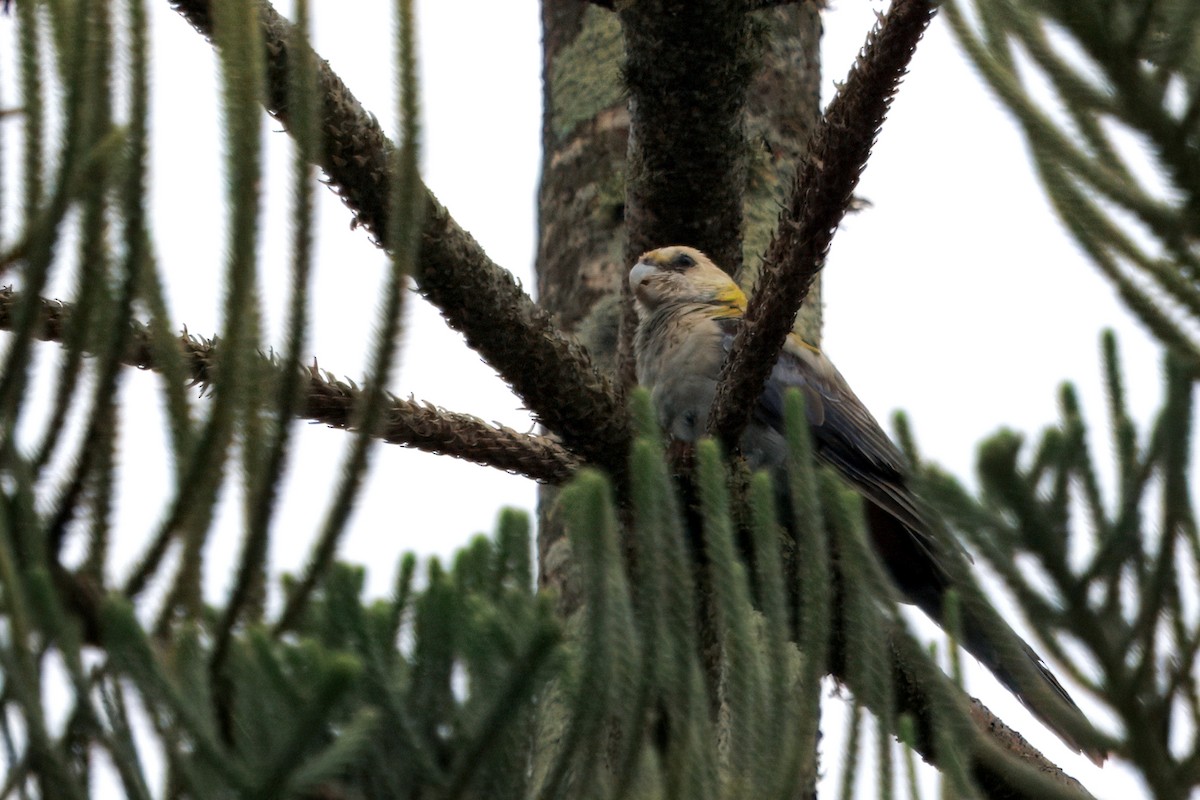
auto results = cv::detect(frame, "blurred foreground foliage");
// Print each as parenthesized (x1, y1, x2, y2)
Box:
(3, 363, 1198, 798)
(0, 0, 1198, 798)
(948, 0, 1200, 365)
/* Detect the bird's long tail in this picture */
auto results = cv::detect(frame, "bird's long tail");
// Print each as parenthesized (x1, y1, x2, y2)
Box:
(863, 505, 1107, 765)
(957, 613, 1108, 766)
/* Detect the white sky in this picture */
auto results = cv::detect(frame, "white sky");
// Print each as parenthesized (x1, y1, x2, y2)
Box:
(3, 0, 1177, 797)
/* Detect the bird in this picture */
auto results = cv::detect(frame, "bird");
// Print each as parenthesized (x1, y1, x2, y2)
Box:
(629, 244, 1106, 765)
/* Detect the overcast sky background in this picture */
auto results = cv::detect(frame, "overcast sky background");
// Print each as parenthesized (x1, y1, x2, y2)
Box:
(4, 0, 1176, 796)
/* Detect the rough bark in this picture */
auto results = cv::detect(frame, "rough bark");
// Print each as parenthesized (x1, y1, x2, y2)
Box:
(618, 0, 757, 276)
(0, 289, 580, 483)
(533, 0, 824, 583)
(532, 0, 827, 790)
(537, 2, 630, 340)
(741, 4, 823, 343)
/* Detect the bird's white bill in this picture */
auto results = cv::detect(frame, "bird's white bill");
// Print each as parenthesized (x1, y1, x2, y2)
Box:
(629, 261, 655, 292)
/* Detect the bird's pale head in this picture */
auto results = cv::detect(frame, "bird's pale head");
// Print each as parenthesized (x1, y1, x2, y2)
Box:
(629, 246, 747, 313)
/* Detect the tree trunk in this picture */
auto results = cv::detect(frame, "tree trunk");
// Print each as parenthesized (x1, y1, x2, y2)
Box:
(535, 0, 822, 586)
(533, 0, 823, 790)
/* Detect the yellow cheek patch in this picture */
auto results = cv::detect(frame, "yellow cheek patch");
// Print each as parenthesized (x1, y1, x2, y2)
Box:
(714, 285, 748, 307)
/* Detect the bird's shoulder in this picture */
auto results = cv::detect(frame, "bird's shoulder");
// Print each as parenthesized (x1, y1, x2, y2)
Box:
(705, 317, 906, 480)
(755, 330, 908, 476)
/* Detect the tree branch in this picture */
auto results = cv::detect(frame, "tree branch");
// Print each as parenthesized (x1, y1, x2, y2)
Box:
(165, 0, 630, 476)
(872, 628, 1096, 800)
(0, 288, 579, 484)
(617, 0, 757, 274)
(708, 0, 937, 448)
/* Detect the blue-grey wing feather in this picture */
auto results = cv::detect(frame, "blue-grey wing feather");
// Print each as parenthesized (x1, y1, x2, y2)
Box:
(717, 323, 947, 567)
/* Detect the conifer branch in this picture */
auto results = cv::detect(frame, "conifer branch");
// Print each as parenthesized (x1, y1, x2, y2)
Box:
(165, 0, 630, 476)
(618, 0, 756, 275)
(880, 631, 1096, 799)
(0, 288, 579, 484)
(945, 0, 1200, 358)
(709, 0, 937, 450)
(613, 0, 761, 394)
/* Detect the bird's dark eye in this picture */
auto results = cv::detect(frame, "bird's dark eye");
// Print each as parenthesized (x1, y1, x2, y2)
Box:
(669, 252, 696, 270)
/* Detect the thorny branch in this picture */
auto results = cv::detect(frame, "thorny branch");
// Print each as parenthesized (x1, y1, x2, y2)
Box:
(709, 0, 938, 449)
(167, 0, 631, 477)
(618, 0, 756, 275)
(0, 288, 579, 484)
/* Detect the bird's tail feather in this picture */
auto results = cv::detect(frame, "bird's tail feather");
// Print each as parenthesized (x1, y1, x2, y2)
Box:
(956, 606, 1108, 766)
(864, 506, 1108, 765)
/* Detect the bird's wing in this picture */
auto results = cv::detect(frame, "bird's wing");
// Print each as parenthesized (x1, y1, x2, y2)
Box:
(713, 321, 951, 576)
(711, 322, 1105, 762)
(760, 333, 925, 529)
